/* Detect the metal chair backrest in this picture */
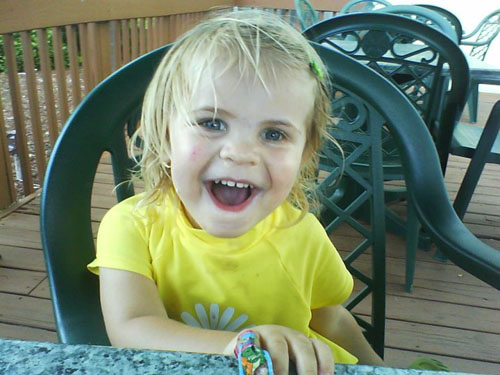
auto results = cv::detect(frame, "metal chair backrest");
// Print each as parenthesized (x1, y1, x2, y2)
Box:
(304, 13, 469, 173)
(339, 0, 391, 14)
(375, 5, 459, 43)
(461, 9, 500, 61)
(417, 4, 463, 42)
(294, 0, 319, 31)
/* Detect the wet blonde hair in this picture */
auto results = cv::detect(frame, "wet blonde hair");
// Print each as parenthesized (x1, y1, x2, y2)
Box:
(131, 8, 333, 217)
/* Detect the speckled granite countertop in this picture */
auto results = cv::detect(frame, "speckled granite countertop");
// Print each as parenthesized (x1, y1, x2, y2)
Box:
(0, 338, 470, 375)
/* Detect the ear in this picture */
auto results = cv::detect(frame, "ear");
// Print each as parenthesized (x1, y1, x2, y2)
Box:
(160, 145, 172, 167)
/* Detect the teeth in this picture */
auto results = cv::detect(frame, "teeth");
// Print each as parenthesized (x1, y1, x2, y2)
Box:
(214, 180, 253, 189)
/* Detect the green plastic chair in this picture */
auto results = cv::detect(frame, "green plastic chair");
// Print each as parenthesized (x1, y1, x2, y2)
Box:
(303, 13, 470, 291)
(461, 9, 500, 123)
(294, 0, 318, 31)
(339, 0, 391, 14)
(40, 42, 499, 359)
(40, 45, 170, 345)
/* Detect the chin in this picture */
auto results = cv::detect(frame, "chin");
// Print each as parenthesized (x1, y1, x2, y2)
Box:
(204, 223, 251, 238)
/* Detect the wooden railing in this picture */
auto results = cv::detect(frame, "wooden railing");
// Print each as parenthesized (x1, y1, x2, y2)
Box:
(0, 0, 346, 210)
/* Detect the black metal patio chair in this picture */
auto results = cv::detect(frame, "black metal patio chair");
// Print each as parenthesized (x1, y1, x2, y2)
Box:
(461, 9, 500, 123)
(375, 5, 458, 43)
(294, 0, 318, 31)
(451, 100, 500, 220)
(339, 0, 391, 14)
(417, 4, 463, 42)
(303, 13, 470, 291)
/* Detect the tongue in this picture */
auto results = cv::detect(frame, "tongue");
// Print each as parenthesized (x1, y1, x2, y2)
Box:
(212, 184, 250, 206)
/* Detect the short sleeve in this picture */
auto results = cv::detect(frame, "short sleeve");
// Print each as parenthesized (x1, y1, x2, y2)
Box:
(310, 236, 353, 309)
(87, 197, 154, 280)
(304, 216, 353, 309)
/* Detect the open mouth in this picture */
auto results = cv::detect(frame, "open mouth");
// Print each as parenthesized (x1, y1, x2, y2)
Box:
(208, 179, 256, 211)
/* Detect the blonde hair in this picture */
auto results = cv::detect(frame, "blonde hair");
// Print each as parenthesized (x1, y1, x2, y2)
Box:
(131, 8, 334, 217)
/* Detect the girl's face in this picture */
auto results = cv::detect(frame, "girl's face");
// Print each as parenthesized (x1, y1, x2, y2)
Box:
(169, 65, 316, 238)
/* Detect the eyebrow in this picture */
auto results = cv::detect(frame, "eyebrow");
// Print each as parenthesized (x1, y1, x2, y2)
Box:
(193, 106, 234, 119)
(193, 106, 301, 132)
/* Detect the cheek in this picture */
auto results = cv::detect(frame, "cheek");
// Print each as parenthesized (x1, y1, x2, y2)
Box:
(189, 147, 202, 161)
(269, 151, 303, 189)
(171, 134, 208, 164)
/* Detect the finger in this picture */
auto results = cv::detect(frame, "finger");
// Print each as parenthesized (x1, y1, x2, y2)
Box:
(260, 335, 289, 375)
(287, 335, 318, 375)
(236, 329, 261, 351)
(311, 339, 334, 375)
(236, 330, 274, 375)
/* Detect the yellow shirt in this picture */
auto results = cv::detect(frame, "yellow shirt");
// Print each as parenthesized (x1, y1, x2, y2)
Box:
(88, 193, 357, 363)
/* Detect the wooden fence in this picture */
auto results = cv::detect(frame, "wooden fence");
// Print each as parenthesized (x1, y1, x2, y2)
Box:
(0, 0, 347, 210)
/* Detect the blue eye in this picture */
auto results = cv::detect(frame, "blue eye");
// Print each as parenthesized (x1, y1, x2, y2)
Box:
(199, 119, 226, 131)
(263, 129, 286, 141)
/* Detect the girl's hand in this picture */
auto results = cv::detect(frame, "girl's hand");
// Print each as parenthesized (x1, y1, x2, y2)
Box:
(225, 325, 334, 375)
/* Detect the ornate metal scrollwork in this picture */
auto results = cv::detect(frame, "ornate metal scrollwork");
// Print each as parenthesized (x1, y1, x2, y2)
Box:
(360, 30, 391, 58)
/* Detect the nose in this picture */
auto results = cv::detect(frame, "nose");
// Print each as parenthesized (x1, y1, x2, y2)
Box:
(219, 136, 259, 165)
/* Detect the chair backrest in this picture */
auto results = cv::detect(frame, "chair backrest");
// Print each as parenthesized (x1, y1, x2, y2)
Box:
(461, 9, 500, 60)
(303, 13, 469, 173)
(40, 44, 172, 345)
(294, 0, 319, 31)
(40, 39, 499, 357)
(417, 4, 463, 42)
(374, 5, 458, 43)
(339, 0, 391, 14)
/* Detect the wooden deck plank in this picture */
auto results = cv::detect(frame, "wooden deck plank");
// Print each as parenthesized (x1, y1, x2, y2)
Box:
(0, 210, 101, 241)
(0, 323, 57, 342)
(385, 320, 500, 364)
(0, 292, 55, 330)
(353, 313, 500, 371)
(352, 254, 482, 288)
(0, 245, 45, 271)
(385, 278, 500, 310)
(385, 348, 500, 375)
(30, 278, 51, 299)
(0, 268, 45, 295)
(354, 295, 500, 335)
(0, 228, 42, 248)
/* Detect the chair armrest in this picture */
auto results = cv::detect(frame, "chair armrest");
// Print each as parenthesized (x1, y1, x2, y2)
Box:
(311, 42, 500, 290)
(461, 9, 500, 43)
(460, 39, 488, 47)
(461, 27, 481, 41)
(410, 176, 500, 290)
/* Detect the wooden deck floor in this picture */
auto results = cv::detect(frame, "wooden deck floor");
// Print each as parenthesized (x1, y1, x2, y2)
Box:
(1, 93, 499, 374)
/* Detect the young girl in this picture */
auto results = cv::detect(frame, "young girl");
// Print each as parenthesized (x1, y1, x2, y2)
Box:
(88, 9, 384, 375)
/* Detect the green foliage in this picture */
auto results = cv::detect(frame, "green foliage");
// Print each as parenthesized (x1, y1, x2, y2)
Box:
(0, 28, 72, 73)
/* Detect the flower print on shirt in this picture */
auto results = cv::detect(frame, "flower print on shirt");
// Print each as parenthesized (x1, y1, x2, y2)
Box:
(181, 303, 255, 331)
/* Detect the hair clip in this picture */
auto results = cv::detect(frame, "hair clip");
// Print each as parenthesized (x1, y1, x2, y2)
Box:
(309, 59, 324, 79)
(234, 330, 274, 375)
